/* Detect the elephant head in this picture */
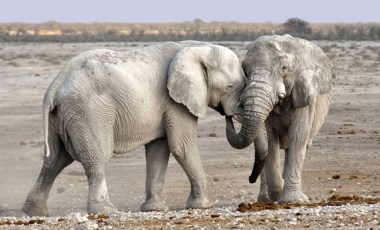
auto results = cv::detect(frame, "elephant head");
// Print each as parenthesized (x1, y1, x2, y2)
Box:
(226, 35, 333, 177)
(167, 44, 245, 118)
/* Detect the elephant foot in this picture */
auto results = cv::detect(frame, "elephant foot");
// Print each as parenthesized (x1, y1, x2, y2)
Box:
(22, 200, 49, 217)
(186, 196, 214, 209)
(265, 177, 284, 202)
(268, 190, 282, 202)
(257, 186, 270, 202)
(257, 189, 282, 202)
(87, 201, 118, 215)
(140, 198, 169, 212)
(257, 193, 270, 203)
(279, 190, 309, 204)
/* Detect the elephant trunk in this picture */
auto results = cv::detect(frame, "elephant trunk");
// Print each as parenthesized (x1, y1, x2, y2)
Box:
(249, 156, 266, 184)
(226, 83, 274, 149)
(226, 80, 275, 181)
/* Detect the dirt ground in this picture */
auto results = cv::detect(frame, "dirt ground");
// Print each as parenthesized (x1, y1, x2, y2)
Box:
(0, 41, 379, 228)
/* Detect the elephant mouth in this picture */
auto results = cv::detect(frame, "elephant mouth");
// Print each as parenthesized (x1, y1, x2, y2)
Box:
(214, 103, 225, 116)
(233, 114, 243, 123)
(273, 96, 292, 114)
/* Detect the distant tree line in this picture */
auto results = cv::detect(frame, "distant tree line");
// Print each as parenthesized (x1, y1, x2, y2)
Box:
(0, 18, 380, 42)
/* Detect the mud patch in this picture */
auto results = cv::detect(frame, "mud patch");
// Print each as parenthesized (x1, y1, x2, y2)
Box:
(0, 219, 45, 226)
(237, 194, 380, 212)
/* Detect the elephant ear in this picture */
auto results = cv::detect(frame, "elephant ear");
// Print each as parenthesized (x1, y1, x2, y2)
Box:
(292, 66, 333, 108)
(168, 46, 211, 118)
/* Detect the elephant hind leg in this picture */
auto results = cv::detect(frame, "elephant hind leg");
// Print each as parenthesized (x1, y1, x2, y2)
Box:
(69, 145, 117, 214)
(66, 116, 117, 214)
(22, 130, 74, 217)
(83, 162, 117, 214)
(308, 94, 331, 147)
(140, 138, 170, 211)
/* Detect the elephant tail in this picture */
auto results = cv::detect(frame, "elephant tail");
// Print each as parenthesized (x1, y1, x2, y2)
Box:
(43, 89, 54, 158)
(43, 65, 70, 158)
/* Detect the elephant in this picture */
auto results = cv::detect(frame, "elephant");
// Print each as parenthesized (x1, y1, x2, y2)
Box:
(22, 41, 246, 216)
(226, 35, 333, 203)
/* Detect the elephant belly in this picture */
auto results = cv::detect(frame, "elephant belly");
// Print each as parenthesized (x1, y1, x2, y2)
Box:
(268, 113, 290, 149)
(112, 118, 165, 154)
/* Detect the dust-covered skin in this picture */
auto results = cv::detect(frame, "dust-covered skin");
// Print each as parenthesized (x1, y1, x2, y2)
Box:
(227, 35, 333, 204)
(0, 42, 379, 228)
(20, 41, 246, 216)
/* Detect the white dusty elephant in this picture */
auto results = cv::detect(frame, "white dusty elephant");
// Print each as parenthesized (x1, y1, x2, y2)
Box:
(226, 35, 333, 203)
(22, 41, 246, 216)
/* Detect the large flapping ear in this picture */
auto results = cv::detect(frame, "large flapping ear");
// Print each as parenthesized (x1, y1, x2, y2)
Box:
(168, 46, 213, 118)
(292, 66, 333, 108)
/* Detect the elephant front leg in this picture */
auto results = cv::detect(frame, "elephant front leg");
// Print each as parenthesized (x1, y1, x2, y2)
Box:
(165, 108, 213, 209)
(280, 149, 309, 203)
(140, 138, 170, 211)
(173, 151, 213, 209)
(257, 170, 270, 202)
(280, 118, 310, 203)
(264, 128, 284, 202)
(83, 163, 118, 214)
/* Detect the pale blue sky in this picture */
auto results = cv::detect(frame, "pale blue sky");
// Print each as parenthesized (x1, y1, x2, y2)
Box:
(1, 0, 379, 23)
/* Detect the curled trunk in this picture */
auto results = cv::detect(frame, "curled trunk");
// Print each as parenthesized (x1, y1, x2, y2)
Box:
(226, 83, 274, 182)
(226, 89, 272, 149)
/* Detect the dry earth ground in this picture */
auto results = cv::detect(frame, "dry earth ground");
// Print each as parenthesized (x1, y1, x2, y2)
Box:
(0, 41, 379, 229)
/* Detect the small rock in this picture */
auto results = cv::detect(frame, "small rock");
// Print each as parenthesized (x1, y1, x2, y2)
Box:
(67, 212, 87, 223)
(57, 187, 65, 193)
(211, 213, 220, 218)
(209, 133, 218, 137)
(332, 175, 341, 179)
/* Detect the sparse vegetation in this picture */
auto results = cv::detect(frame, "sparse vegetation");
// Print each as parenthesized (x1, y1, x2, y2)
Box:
(1, 19, 380, 42)
(283, 18, 312, 38)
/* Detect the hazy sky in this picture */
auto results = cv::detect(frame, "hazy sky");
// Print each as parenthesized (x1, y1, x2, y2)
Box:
(1, 0, 379, 23)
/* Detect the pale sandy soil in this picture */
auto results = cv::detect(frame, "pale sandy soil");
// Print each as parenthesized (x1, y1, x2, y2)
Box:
(0, 41, 379, 229)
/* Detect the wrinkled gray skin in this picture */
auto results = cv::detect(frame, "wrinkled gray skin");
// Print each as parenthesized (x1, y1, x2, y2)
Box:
(22, 41, 245, 216)
(226, 35, 332, 203)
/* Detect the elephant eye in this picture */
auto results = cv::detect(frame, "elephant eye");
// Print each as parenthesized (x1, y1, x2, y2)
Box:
(282, 66, 287, 70)
(224, 85, 234, 92)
